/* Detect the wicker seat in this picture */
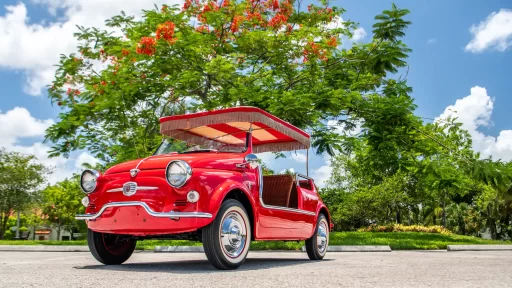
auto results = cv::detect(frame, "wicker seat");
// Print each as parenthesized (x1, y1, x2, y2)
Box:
(262, 175, 294, 207)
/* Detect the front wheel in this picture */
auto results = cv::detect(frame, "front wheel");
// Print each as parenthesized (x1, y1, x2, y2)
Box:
(202, 199, 251, 270)
(305, 214, 329, 260)
(87, 229, 136, 265)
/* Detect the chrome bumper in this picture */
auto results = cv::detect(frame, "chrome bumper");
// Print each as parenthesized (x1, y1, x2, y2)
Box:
(75, 201, 213, 220)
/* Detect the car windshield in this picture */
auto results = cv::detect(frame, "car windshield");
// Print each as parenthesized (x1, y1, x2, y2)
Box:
(154, 131, 248, 155)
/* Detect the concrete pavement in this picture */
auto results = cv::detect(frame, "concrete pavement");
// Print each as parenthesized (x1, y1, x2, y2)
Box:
(1, 250, 511, 287)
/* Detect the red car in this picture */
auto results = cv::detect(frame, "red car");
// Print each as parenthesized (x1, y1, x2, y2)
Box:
(77, 107, 332, 269)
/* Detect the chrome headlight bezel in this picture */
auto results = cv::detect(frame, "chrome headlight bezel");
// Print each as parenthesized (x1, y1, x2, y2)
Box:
(80, 169, 100, 193)
(165, 160, 192, 188)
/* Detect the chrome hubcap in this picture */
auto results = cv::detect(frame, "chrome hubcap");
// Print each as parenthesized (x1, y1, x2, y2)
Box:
(317, 220, 328, 254)
(220, 211, 247, 258)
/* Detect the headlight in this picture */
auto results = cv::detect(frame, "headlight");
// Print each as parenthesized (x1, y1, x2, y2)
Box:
(166, 160, 192, 188)
(80, 170, 99, 193)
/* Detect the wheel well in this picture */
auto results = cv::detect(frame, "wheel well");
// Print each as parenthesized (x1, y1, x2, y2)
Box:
(223, 189, 255, 241)
(319, 207, 330, 226)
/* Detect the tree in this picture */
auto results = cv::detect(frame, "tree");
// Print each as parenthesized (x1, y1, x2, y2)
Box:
(41, 178, 84, 241)
(46, 1, 412, 167)
(0, 149, 49, 239)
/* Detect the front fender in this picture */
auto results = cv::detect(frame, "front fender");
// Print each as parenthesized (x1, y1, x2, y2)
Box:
(208, 179, 256, 218)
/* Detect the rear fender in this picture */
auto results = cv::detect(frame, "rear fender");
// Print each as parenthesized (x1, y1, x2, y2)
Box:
(305, 204, 333, 237)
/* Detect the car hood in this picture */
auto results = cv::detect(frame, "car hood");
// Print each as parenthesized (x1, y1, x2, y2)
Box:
(104, 153, 245, 175)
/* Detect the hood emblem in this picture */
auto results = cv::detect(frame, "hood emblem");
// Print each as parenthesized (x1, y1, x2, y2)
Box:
(130, 169, 140, 177)
(123, 182, 137, 196)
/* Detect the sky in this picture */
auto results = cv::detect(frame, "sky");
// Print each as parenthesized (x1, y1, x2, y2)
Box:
(0, 0, 511, 186)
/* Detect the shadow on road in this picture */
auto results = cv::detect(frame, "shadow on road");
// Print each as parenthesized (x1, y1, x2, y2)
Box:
(75, 257, 333, 273)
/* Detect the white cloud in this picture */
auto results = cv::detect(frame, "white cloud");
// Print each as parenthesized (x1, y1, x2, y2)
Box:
(352, 27, 367, 42)
(0, 107, 88, 183)
(324, 16, 366, 42)
(437, 86, 512, 161)
(290, 152, 307, 163)
(311, 154, 332, 188)
(427, 38, 437, 44)
(279, 168, 295, 175)
(327, 119, 362, 136)
(75, 152, 100, 169)
(0, 0, 181, 96)
(465, 9, 512, 53)
(0, 107, 54, 146)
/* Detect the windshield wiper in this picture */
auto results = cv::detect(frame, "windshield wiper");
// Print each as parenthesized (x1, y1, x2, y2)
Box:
(181, 149, 218, 154)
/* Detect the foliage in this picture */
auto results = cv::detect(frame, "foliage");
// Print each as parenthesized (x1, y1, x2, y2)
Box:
(324, 103, 512, 239)
(46, 1, 412, 167)
(40, 177, 85, 240)
(0, 149, 49, 239)
(38, 1, 512, 240)
(358, 224, 451, 234)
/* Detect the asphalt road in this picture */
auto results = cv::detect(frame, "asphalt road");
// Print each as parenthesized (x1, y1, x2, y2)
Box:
(1, 250, 511, 287)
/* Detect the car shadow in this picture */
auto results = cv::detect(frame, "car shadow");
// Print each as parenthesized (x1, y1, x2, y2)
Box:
(75, 257, 333, 273)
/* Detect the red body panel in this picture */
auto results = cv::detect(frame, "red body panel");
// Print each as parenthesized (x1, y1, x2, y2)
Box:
(85, 149, 331, 239)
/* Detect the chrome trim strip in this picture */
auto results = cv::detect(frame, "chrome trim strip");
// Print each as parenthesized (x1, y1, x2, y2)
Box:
(135, 156, 152, 170)
(297, 173, 313, 181)
(106, 186, 158, 193)
(75, 201, 212, 220)
(257, 165, 316, 216)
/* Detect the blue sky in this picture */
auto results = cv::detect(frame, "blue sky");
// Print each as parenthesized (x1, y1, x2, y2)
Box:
(0, 0, 511, 185)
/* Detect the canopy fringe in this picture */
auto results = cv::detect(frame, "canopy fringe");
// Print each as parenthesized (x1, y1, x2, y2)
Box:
(160, 111, 310, 152)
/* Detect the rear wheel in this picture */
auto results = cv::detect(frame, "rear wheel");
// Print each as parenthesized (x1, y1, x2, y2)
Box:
(87, 229, 136, 265)
(305, 214, 329, 260)
(202, 199, 251, 270)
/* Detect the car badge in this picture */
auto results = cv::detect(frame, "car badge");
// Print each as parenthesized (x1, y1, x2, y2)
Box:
(130, 169, 140, 177)
(122, 182, 137, 196)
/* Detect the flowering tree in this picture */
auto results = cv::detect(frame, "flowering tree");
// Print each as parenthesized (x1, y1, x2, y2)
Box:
(46, 1, 411, 165)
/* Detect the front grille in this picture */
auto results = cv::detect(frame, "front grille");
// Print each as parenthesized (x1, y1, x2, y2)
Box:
(87, 204, 96, 213)
(174, 199, 187, 207)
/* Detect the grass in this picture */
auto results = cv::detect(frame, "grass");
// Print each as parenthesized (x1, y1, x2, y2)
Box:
(1, 232, 510, 250)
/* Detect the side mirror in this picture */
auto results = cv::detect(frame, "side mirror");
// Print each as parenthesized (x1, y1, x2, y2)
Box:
(245, 154, 260, 169)
(237, 154, 260, 169)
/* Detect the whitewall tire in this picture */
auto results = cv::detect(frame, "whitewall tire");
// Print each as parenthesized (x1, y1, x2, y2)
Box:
(202, 199, 251, 270)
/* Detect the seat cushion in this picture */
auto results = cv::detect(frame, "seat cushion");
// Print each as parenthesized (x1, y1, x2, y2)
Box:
(262, 175, 294, 207)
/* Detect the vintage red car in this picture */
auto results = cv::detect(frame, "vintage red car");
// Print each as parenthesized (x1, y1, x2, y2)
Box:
(77, 106, 332, 269)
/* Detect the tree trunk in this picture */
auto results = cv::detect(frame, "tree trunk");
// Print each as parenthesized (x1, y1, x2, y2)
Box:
(0, 214, 9, 240)
(15, 210, 21, 238)
(442, 192, 447, 228)
(510, 212, 512, 240)
(57, 224, 61, 241)
(396, 208, 401, 224)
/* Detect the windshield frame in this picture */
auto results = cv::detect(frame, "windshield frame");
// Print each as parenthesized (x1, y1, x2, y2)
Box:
(153, 131, 250, 155)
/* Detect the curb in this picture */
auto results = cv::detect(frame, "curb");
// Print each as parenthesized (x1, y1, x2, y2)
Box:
(1, 245, 393, 253)
(0, 245, 89, 252)
(154, 246, 204, 252)
(301, 245, 392, 252)
(155, 245, 392, 253)
(447, 245, 512, 251)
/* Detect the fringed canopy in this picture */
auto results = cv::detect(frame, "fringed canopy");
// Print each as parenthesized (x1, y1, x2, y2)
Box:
(159, 107, 310, 153)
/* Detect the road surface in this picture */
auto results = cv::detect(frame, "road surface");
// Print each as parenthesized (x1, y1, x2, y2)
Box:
(1, 250, 511, 287)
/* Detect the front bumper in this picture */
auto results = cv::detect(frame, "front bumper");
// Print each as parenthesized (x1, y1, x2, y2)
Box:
(75, 201, 212, 220)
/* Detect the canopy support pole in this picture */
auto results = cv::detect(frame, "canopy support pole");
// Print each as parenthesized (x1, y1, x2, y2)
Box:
(306, 148, 309, 177)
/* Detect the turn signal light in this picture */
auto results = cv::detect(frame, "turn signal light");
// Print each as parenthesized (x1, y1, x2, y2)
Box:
(187, 191, 199, 203)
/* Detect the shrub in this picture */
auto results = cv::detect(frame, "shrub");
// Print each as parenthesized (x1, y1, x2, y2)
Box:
(3, 230, 13, 240)
(358, 224, 452, 234)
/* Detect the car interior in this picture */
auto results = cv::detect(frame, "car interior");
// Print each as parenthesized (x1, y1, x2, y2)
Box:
(261, 174, 313, 209)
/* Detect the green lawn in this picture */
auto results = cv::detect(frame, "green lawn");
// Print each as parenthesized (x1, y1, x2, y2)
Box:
(1, 232, 510, 250)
